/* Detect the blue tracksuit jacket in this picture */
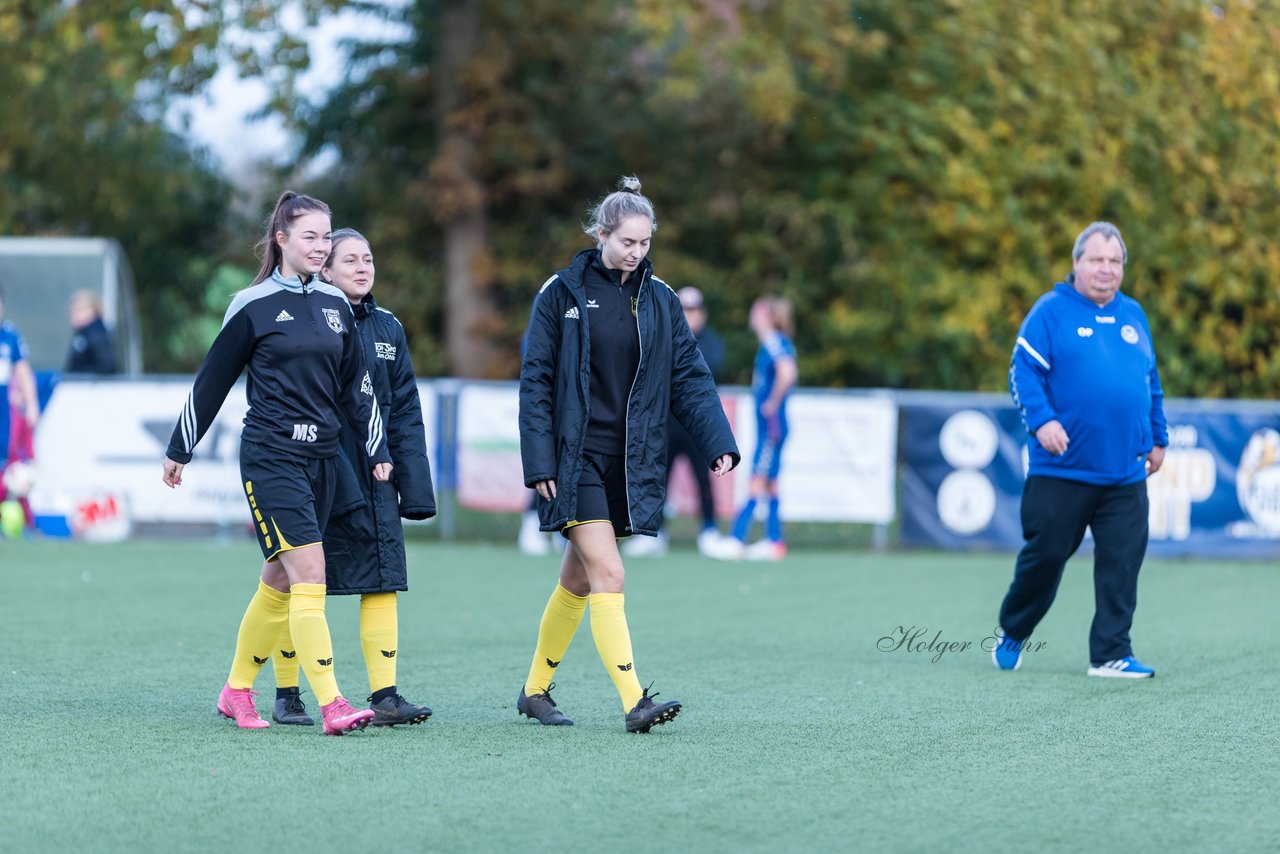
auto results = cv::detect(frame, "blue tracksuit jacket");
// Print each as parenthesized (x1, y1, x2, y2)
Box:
(1009, 276, 1168, 486)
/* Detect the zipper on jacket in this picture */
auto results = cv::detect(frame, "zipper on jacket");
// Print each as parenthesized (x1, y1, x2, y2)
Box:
(621, 269, 647, 534)
(302, 276, 318, 329)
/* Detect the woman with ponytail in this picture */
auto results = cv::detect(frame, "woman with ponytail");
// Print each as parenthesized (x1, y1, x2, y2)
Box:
(162, 191, 391, 736)
(517, 177, 739, 733)
(711, 295, 798, 561)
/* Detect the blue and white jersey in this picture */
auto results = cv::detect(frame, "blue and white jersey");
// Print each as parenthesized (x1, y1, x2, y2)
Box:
(1009, 277, 1168, 486)
(753, 331, 796, 416)
(0, 320, 27, 389)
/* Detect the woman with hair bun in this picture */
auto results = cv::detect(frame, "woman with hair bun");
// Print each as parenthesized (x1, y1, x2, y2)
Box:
(517, 176, 739, 733)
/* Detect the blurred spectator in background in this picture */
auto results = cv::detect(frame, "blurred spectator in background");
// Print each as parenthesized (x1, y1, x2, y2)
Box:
(64, 290, 118, 375)
(0, 284, 39, 533)
(518, 488, 553, 555)
(625, 285, 726, 557)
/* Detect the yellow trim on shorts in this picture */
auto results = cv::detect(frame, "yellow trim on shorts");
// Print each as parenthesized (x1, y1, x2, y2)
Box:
(271, 518, 293, 550)
(563, 519, 611, 530)
(262, 517, 321, 562)
(265, 540, 324, 563)
(561, 519, 631, 542)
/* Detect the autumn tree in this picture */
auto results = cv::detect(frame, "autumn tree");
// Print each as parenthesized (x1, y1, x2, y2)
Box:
(0, 0, 339, 368)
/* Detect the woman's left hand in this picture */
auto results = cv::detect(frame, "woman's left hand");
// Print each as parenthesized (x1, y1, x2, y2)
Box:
(712, 454, 736, 477)
(373, 462, 393, 481)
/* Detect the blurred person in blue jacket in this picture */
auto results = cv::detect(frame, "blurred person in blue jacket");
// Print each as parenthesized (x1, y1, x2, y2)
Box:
(708, 295, 798, 562)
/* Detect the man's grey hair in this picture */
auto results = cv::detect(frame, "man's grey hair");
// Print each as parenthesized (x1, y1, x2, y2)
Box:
(1072, 221, 1127, 262)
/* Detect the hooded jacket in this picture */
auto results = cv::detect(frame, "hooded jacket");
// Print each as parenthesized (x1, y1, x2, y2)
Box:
(324, 294, 435, 594)
(520, 250, 739, 535)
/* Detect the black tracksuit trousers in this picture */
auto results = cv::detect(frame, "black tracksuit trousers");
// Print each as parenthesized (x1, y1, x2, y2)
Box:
(998, 475, 1149, 666)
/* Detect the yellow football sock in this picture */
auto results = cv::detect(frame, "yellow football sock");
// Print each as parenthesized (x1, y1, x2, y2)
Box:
(524, 584, 587, 695)
(360, 592, 399, 694)
(289, 583, 340, 706)
(271, 625, 300, 690)
(227, 581, 290, 689)
(588, 592, 643, 711)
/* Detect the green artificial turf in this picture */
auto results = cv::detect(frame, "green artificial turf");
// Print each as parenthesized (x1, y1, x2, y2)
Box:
(1, 539, 1276, 852)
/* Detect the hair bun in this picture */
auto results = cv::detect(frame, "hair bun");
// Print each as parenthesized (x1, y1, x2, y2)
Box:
(617, 176, 642, 195)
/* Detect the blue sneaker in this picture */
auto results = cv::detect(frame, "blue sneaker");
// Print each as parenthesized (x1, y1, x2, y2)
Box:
(991, 628, 1023, 671)
(1087, 656, 1155, 678)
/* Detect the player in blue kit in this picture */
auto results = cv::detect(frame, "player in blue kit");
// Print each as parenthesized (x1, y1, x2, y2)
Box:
(994, 221, 1167, 678)
(710, 295, 798, 562)
(0, 286, 39, 535)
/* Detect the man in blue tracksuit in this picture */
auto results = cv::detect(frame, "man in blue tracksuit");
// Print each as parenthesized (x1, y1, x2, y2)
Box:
(994, 221, 1168, 678)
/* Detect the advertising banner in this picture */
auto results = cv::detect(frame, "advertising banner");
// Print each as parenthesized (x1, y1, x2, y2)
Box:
(456, 385, 899, 523)
(30, 380, 437, 530)
(731, 392, 898, 524)
(900, 399, 1280, 557)
(455, 384, 526, 512)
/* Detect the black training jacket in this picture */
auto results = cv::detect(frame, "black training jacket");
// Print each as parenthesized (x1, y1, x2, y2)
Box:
(520, 250, 740, 536)
(324, 295, 435, 594)
(166, 270, 390, 467)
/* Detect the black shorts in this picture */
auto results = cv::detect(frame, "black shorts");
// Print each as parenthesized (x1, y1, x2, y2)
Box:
(240, 439, 340, 561)
(563, 451, 631, 539)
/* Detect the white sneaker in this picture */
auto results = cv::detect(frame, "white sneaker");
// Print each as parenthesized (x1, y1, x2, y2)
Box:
(518, 512, 550, 556)
(743, 539, 787, 561)
(623, 531, 668, 557)
(1086, 655, 1155, 678)
(705, 536, 745, 561)
(696, 528, 722, 557)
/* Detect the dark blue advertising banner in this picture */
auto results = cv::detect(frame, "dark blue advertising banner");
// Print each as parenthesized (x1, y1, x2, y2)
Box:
(899, 396, 1280, 557)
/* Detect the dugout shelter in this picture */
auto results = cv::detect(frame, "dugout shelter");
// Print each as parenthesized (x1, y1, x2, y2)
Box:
(0, 236, 142, 375)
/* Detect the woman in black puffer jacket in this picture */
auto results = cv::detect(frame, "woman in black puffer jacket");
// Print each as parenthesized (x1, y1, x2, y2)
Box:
(516, 176, 739, 734)
(270, 228, 437, 730)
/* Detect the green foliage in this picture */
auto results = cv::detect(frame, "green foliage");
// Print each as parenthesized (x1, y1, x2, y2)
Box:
(614, 0, 1280, 394)
(162, 264, 256, 369)
(302, 0, 1280, 394)
(0, 0, 338, 370)
(12, 0, 1280, 392)
(799, 0, 1280, 395)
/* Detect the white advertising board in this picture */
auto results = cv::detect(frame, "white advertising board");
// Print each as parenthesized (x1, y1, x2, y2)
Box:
(457, 383, 898, 523)
(30, 380, 438, 528)
(456, 384, 526, 512)
(730, 392, 898, 524)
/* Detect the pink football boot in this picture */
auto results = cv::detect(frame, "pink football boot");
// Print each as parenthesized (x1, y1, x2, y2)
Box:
(217, 684, 270, 729)
(320, 696, 376, 736)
